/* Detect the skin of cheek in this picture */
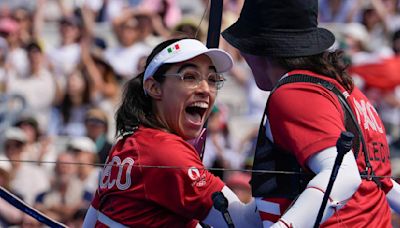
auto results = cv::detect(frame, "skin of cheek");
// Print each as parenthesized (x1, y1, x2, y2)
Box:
(241, 52, 275, 91)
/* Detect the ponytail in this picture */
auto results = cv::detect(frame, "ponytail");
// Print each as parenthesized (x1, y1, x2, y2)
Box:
(115, 72, 150, 137)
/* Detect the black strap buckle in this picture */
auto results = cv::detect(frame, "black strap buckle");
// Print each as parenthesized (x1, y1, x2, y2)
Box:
(360, 168, 382, 188)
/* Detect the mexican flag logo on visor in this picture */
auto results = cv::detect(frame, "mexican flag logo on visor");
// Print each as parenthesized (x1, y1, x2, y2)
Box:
(167, 44, 180, 54)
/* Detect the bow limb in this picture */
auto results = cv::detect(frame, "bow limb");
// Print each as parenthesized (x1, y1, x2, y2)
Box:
(206, 0, 223, 48)
(197, 0, 224, 161)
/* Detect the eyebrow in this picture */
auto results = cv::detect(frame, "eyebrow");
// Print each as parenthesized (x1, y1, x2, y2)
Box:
(177, 63, 217, 73)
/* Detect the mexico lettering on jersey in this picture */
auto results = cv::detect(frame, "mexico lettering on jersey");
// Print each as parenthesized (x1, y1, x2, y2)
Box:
(90, 127, 224, 227)
(257, 70, 393, 227)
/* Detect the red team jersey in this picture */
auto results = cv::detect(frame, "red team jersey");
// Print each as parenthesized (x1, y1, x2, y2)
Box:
(262, 70, 393, 227)
(90, 127, 224, 227)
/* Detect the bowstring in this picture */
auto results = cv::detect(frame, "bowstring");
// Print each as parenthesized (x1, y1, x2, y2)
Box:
(195, 0, 211, 40)
(1, 159, 399, 180)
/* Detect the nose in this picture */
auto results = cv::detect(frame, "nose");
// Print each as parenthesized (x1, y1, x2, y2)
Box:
(196, 79, 212, 95)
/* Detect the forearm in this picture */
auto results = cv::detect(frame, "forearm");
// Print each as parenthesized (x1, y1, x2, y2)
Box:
(203, 186, 262, 228)
(387, 179, 400, 213)
(272, 147, 361, 228)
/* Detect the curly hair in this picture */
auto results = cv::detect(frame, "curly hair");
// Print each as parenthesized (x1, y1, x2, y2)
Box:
(274, 50, 354, 92)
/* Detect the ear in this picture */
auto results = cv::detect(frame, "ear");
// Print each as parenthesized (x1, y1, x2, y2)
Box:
(144, 78, 162, 100)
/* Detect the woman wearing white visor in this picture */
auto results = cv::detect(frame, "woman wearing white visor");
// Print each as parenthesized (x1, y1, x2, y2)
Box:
(83, 38, 262, 228)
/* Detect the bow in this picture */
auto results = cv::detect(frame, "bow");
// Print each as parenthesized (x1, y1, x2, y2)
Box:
(0, 186, 67, 227)
(197, 0, 224, 161)
(206, 0, 223, 49)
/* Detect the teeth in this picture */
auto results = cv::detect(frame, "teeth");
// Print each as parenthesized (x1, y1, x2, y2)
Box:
(189, 102, 208, 108)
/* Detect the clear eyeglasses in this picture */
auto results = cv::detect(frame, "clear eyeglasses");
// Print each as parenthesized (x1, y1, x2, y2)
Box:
(164, 69, 225, 91)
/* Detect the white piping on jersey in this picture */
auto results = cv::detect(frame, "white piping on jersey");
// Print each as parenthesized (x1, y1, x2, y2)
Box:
(97, 210, 128, 228)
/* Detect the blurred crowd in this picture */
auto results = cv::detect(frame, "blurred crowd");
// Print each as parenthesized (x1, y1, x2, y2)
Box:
(0, 0, 400, 227)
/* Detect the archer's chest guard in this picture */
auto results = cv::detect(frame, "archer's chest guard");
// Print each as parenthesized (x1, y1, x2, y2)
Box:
(250, 124, 311, 198)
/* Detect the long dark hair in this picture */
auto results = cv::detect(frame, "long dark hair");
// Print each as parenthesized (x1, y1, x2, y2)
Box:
(274, 50, 354, 91)
(115, 38, 185, 137)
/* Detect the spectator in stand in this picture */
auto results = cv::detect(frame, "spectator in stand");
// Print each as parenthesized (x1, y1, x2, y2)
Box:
(104, 10, 152, 80)
(379, 0, 400, 32)
(81, 33, 120, 104)
(14, 116, 58, 176)
(48, 65, 95, 137)
(2, 127, 50, 205)
(336, 23, 377, 65)
(88, 48, 121, 120)
(5, 41, 57, 131)
(34, 152, 85, 224)
(80, 33, 120, 138)
(67, 136, 101, 195)
(203, 105, 245, 179)
(136, 11, 168, 46)
(359, 0, 400, 55)
(84, 108, 112, 164)
(47, 14, 82, 89)
(202, 106, 230, 179)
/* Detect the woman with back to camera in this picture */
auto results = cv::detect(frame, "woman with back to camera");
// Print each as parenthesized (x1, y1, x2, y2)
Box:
(82, 37, 262, 227)
(222, 0, 400, 227)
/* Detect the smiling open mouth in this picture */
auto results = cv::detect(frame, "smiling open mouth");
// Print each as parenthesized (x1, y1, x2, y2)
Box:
(185, 102, 208, 124)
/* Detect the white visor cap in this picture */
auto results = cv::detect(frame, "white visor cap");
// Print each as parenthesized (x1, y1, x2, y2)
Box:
(143, 39, 233, 82)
